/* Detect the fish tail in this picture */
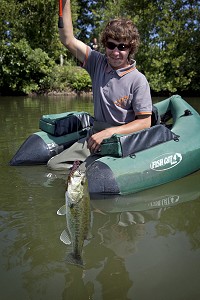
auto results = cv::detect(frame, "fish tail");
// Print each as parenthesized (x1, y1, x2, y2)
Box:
(66, 253, 84, 268)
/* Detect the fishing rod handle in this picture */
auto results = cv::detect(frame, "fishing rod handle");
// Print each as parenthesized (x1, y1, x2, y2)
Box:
(58, 0, 64, 28)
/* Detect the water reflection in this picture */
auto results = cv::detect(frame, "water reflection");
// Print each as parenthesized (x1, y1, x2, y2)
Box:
(91, 171, 200, 253)
(0, 95, 94, 165)
(1, 95, 200, 300)
(91, 171, 200, 212)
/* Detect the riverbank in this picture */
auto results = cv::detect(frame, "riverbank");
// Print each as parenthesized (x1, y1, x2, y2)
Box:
(0, 89, 199, 98)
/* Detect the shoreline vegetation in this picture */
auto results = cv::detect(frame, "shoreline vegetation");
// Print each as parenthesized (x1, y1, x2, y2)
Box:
(0, 64, 199, 98)
(1, 90, 198, 98)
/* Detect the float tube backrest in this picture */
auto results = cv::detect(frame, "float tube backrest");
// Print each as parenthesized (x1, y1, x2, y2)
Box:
(99, 125, 179, 157)
(39, 111, 93, 136)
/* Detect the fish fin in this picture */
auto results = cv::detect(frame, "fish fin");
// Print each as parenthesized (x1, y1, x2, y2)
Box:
(66, 253, 84, 268)
(86, 229, 93, 240)
(60, 230, 71, 245)
(83, 229, 93, 247)
(57, 205, 66, 215)
(93, 208, 106, 215)
(65, 192, 76, 207)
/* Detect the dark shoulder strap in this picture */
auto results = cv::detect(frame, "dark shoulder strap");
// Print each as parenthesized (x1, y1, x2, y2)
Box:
(151, 105, 161, 126)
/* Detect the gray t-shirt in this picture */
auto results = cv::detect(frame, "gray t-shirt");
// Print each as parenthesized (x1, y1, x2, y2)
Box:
(83, 47, 152, 126)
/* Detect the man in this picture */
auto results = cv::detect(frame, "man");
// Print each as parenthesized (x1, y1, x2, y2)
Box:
(47, 0, 152, 170)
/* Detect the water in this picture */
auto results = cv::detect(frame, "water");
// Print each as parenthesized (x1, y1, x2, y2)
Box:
(0, 95, 200, 300)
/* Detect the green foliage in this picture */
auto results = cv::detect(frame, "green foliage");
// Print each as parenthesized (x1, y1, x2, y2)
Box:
(41, 65, 71, 93)
(0, 0, 199, 95)
(35, 64, 92, 94)
(67, 68, 92, 92)
(0, 39, 55, 94)
(123, 0, 200, 93)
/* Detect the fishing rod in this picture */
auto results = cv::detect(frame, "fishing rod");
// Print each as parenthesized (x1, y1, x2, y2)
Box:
(58, 0, 64, 28)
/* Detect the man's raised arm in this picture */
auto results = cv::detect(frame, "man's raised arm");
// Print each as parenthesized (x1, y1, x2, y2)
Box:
(59, 0, 88, 63)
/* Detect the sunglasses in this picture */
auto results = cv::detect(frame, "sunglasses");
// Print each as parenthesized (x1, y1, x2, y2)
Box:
(105, 41, 130, 51)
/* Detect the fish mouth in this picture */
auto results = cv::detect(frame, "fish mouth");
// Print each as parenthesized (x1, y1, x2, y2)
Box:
(87, 161, 120, 194)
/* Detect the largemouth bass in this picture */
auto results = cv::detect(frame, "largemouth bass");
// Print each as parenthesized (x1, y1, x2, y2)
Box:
(57, 161, 91, 267)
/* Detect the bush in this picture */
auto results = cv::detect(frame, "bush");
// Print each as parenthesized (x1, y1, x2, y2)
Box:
(0, 39, 56, 95)
(67, 67, 92, 92)
(0, 39, 92, 95)
(43, 64, 92, 94)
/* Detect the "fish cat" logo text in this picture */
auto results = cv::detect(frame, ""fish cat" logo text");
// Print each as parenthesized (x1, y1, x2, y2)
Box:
(150, 153, 182, 171)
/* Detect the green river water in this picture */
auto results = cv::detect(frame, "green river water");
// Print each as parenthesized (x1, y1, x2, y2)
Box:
(0, 95, 200, 300)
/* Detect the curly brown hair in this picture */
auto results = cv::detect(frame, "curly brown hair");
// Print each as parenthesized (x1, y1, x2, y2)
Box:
(101, 19, 140, 60)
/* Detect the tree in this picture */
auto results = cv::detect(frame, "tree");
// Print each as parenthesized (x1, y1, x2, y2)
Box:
(123, 0, 200, 93)
(0, 0, 199, 95)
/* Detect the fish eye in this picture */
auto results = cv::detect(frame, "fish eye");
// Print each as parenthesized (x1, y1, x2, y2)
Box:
(81, 180, 84, 185)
